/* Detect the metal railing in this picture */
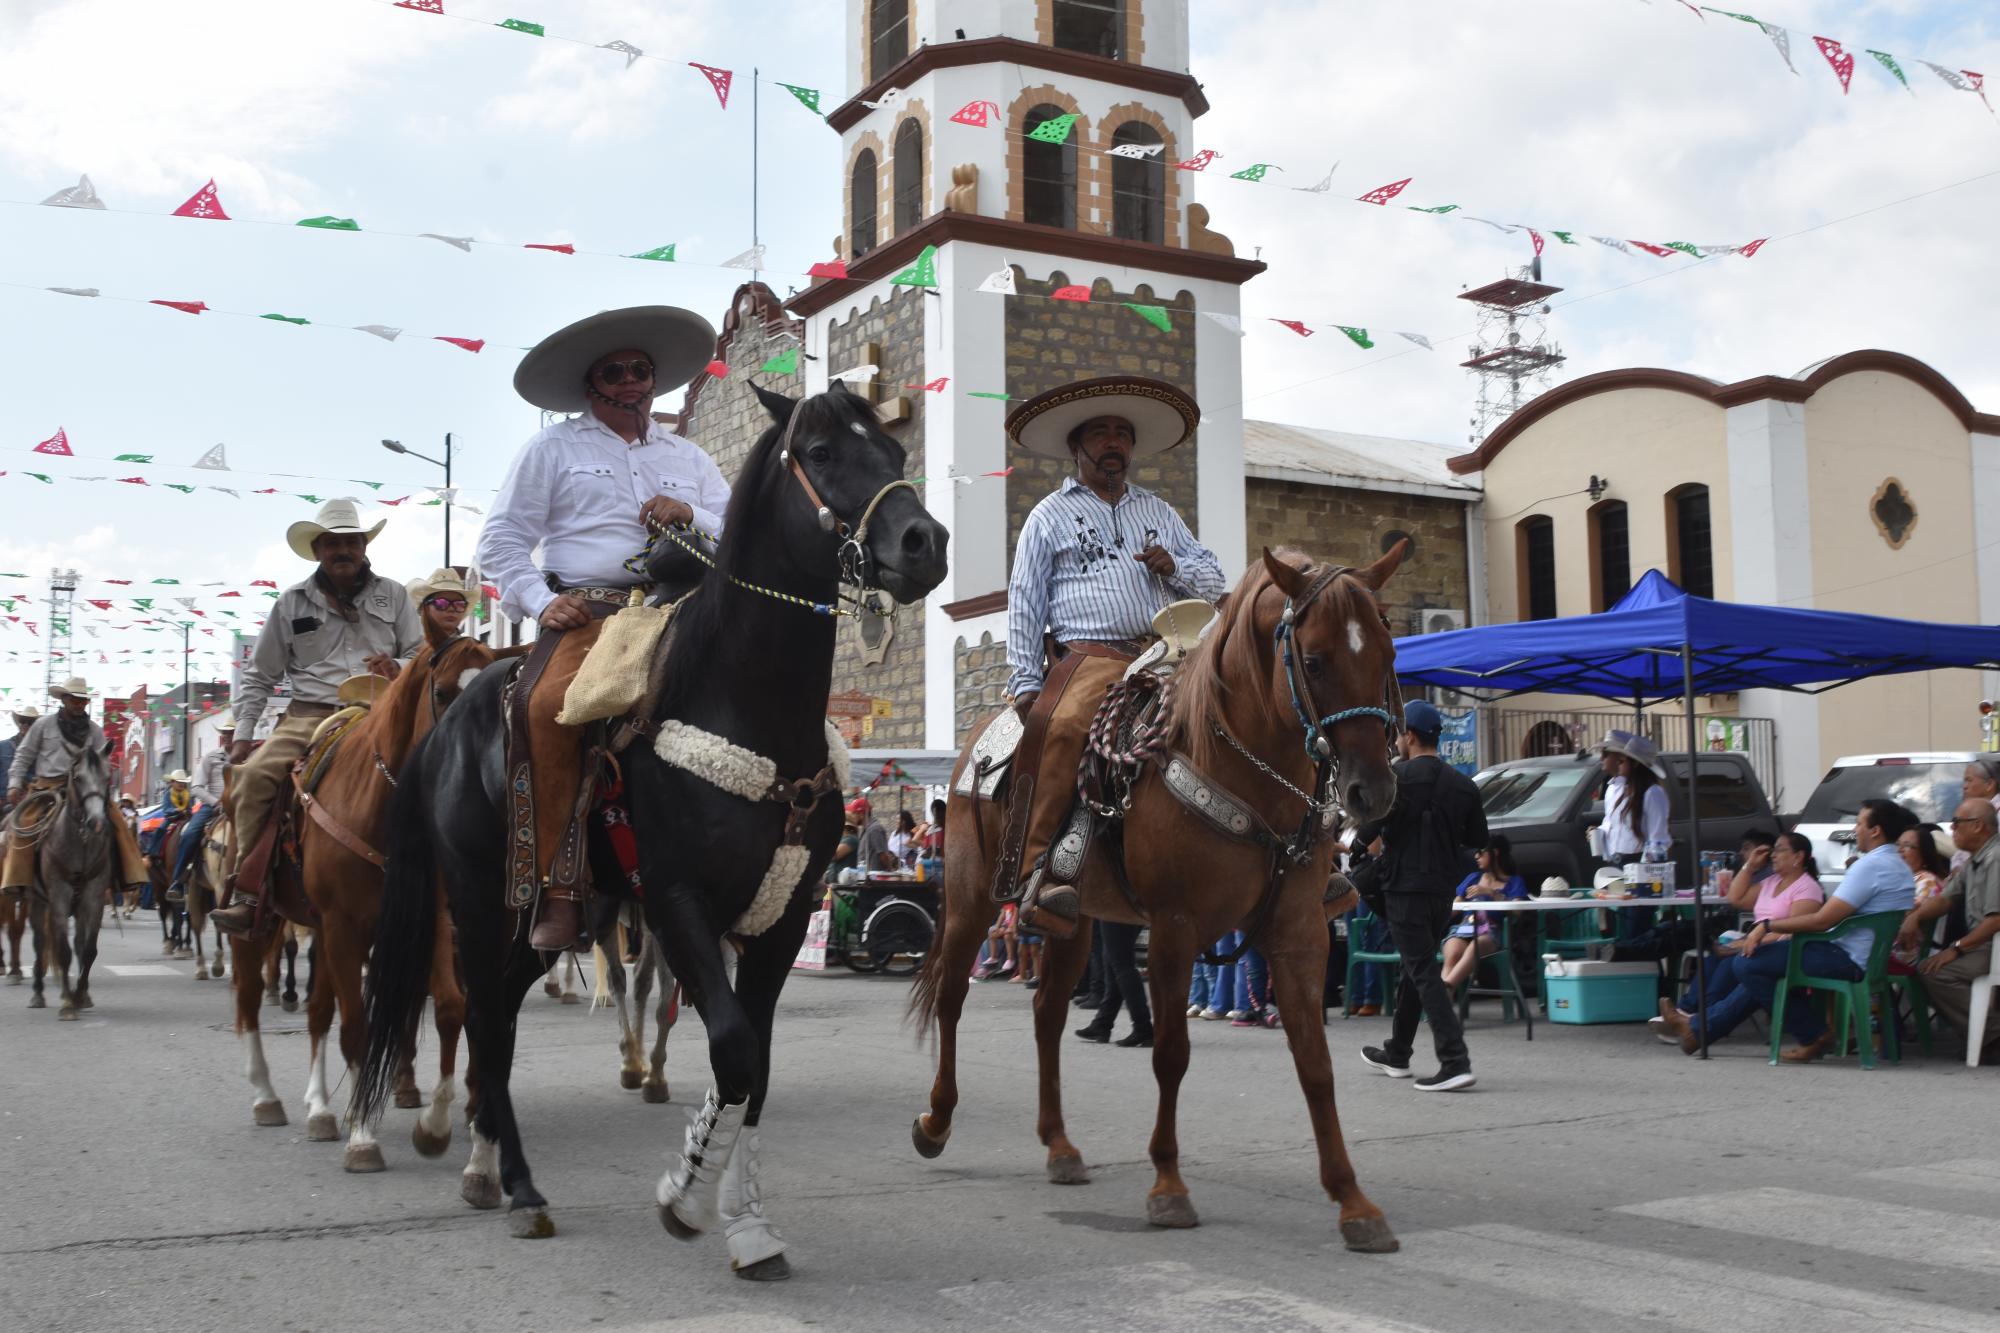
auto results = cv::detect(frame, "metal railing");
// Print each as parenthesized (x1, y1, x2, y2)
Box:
(1480, 706, 1778, 798)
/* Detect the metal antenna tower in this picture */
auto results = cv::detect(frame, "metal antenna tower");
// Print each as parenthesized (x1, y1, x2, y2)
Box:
(46, 567, 78, 707)
(1458, 258, 1566, 444)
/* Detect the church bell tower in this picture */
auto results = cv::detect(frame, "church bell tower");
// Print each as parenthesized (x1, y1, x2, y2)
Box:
(787, 0, 1264, 750)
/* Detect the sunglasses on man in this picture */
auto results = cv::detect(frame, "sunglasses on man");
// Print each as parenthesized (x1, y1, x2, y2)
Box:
(592, 359, 655, 386)
(425, 595, 469, 611)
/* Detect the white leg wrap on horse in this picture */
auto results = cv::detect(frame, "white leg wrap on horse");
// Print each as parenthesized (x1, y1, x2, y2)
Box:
(465, 1128, 499, 1181)
(721, 1129, 786, 1270)
(420, 1074, 456, 1141)
(657, 1087, 747, 1234)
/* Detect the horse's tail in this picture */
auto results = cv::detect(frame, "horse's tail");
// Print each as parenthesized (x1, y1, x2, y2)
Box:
(353, 731, 439, 1126)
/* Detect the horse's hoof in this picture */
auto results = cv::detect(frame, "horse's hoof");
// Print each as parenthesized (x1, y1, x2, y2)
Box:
(411, 1123, 451, 1159)
(461, 1173, 502, 1210)
(161, 942, 176, 956)
(658, 1203, 703, 1241)
(559, 992, 581, 1006)
(6, 974, 20, 986)
(733, 1252, 793, 1282)
(75, 992, 93, 1010)
(58, 1005, 77, 1021)
(263, 991, 279, 1007)
(508, 1208, 556, 1239)
(174, 947, 194, 961)
(281, 997, 298, 1013)
(911, 1116, 950, 1159)
(193, 967, 209, 981)
(1047, 1154, 1090, 1186)
(641, 1081, 669, 1104)
(543, 982, 561, 998)
(305, 1112, 340, 1141)
(620, 1069, 644, 1090)
(343, 1142, 387, 1174)
(27, 994, 45, 1009)
(394, 1087, 423, 1110)
(1146, 1193, 1200, 1229)
(1340, 1214, 1401, 1254)
(253, 1100, 288, 1127)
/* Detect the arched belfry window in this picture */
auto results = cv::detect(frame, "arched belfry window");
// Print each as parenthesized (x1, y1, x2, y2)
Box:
(1053, 0, 1124, 58)
(892, 120, 924, 233)
(1109, 121, 1164, 243)
(851, 150, 878, 259)
(869, 0, 909, 80)
(1022, 104, 1076, 230)
(1668, 484, 1714, 599)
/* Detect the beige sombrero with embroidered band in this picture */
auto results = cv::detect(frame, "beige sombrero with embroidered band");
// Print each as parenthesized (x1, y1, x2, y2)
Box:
(1005, 375, 1201, 459)
(514, 305, 718, 414)
(287, 498, 386, 562)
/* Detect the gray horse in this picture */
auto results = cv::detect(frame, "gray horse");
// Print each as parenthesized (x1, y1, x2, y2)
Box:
(24, 744, 114, 1019)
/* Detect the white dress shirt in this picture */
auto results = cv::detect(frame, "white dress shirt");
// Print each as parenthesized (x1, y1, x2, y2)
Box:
(478, 412, 732, 621)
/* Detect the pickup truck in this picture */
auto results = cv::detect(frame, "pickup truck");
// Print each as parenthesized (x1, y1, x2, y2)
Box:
(1471, 751, 1777, 893)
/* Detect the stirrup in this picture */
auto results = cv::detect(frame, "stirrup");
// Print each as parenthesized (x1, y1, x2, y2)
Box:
(1019, 865, 1081, 940)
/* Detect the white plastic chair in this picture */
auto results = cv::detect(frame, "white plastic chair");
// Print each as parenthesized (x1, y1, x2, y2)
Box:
(1965, 948, 2000, 1068)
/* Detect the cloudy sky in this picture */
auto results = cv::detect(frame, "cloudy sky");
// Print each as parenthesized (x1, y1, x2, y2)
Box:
(2, 0, 1995, 706)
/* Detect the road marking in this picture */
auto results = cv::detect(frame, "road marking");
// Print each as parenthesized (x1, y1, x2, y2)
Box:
(1619, 1187, 2000, 1274)
(1416, 1223, 1994, 1333)
(941, 1260, 1444, 1332)
(101, 964, 182, 977)
(1866, 1160, 2000, 1193)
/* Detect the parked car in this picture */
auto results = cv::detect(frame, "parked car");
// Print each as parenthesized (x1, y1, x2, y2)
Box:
(1791, 752, 1977, 888)
(1472, 751, 1776, 893)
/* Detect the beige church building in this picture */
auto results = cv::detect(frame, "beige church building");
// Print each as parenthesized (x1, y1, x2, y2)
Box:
(1448, 349, 2000, 808)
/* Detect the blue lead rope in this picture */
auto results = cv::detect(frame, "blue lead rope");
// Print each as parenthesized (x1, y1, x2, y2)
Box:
(1276, 605, 1395, 760)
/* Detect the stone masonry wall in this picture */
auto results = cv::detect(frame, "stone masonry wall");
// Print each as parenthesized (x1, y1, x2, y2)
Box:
(1244, 478, 1473, 631)
(954, 632, 1012, 745)
(678, 289, 804, 485)
(823, 286, 929, 749)
(1002, 269, 1199, 571)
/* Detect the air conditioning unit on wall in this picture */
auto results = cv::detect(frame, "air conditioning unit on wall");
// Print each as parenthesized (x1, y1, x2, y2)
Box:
(1409, 608, 1467, 636)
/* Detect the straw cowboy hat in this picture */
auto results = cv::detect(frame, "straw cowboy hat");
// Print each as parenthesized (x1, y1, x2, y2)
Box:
(337, 674, 391, 709)
(213, 710, 236, 732)
(165, 769, 192, 784)
(9, 704, 38, 721)
(405, 567, 469, 603)
(1601, 729, 1668, 779)
(53, 677, 92, 700)
(514, 305, 717, 414)
(1005, 374, 1201, 459)
(287, 498, 386, 562)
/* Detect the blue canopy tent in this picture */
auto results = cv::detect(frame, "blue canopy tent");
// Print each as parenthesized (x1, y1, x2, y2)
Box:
(1392, 570, 2000, 1055)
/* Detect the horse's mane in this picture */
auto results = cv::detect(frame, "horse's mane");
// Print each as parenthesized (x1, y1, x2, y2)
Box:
(1165, 547, 1377, 774)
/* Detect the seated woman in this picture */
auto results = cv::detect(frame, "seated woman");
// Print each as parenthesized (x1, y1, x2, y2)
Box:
(1442, 836, 1529, 991)
(1891, 821, 1957, 968)
(1652, 830, 1823, 1041)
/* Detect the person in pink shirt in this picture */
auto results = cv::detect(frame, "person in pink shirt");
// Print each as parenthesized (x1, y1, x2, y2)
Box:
(1651, 831, 1824, 1040)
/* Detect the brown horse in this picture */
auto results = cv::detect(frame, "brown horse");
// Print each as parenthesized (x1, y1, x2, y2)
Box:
(0, 870, 25, 985)
(910, 546, 1407, 1253)
(145, 819, 228, 978)
(229, 635, 495, 1170)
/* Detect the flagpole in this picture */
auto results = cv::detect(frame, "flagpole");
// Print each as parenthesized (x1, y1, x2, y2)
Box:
(752, 67, 761, 284)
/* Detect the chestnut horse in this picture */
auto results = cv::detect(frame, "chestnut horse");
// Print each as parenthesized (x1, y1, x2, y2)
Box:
(229, 634, 495, 1171)
(910, 546, 1407, 1253)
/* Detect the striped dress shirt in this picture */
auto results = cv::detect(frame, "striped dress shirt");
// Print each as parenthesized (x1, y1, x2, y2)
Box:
(1005, 477, 1225, 697)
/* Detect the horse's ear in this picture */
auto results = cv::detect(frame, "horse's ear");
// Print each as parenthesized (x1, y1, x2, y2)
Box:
(752, 383, 797, 426)
(1261, 547, 1309, 598)
(1357, 537, 1409, 590)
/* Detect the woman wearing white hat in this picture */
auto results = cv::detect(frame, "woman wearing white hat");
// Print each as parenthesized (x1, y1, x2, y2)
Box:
(3, 679, 150, 898)
(1598, 730, 1670, 865)
(210, 499, 424, 936)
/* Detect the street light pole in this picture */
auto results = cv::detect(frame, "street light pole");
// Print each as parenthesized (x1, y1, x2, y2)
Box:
(381, 435, 455, 568)
(180, 620, 192, 774)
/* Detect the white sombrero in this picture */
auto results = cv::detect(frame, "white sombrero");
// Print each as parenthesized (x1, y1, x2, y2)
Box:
(1601, 729, 1668, 780)
(338, 674, 391, 708)
(513, 305, 717, 414)
(287, 498, 386, 562)
(1004, 375, 1201, 459)
(54, 676, 92, 699)
(165, 769, 192, 784)
(405, 567, 469, 603)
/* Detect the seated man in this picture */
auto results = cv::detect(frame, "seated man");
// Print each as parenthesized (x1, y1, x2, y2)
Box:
(168, 713, 235, 904)
(1899, 798, 2000, 1062)
(994, 375, 1225, 937)
(143, 770, 195, 858)
(477, 304, 726, 950)
(3, 678, 149, 900)
(210, 501, 422, 935)
(1655, 799, 1918, 1060)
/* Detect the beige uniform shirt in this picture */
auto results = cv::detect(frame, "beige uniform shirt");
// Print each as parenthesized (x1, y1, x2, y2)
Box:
(232, 572, 422, 736)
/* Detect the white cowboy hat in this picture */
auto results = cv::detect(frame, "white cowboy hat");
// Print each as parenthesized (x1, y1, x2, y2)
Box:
(1005, 374, 1200, 459)
(337, 673, 390, 709)
(287, 498, 386, 562)
(513, 305, 717, 414)
(406, 567, 469, 604)
(53, 676, 92, 699)
(213, 710, 236, 732)
(165, 769, 192, 784)
(9, 704, 38, 720)
(1601, 729, 1668, 780)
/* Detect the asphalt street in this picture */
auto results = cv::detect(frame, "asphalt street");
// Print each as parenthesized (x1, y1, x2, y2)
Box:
(4, 924, 1998, 1333)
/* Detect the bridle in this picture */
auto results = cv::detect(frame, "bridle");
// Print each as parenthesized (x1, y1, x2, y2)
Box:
(1272, 564, 1402, 799)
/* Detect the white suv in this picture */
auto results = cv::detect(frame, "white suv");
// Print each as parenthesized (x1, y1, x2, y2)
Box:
(1793, 752, 1977, 887)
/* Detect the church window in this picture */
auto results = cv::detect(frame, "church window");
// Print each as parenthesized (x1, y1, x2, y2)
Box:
(869, 0, 909, 80)
(1052, 0, 1124, 59)
(1589, 500, 1630, 611)
(893, 120, 924, 233)
(1668, 484, 1713, 598)
(1517, 516, 1556, 621)
(1109, 121, 1164, 243)
(851, 149, 878, 258)
(1022, 104, 1076, 230)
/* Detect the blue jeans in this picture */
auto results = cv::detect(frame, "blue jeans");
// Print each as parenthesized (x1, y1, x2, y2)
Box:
(170, 803, 218, 887)
(1348, 909, 1392, 1004)
(1695, 941, 1862, 1043)
(1187, 958, 1218, 1010)
(1210, 933, 1242, 1012)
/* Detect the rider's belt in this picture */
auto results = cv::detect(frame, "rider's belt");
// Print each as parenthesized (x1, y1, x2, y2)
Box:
(1054, 637, 1152, 662)
(281, 701, 340, 722)
(547, 577, 654, 606)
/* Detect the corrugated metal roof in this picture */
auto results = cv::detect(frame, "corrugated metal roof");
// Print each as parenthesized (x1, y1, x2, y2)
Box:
(1242, 420, 1481, 497)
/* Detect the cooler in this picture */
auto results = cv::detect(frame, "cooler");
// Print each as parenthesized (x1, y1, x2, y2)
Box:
(1543, 960, 1658, 1024)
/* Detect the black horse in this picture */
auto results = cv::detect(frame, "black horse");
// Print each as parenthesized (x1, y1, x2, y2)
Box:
(354, 385, 948, 1278)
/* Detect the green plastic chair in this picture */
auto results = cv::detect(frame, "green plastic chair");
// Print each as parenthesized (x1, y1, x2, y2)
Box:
(1344, 907, 1404, 1018)
(1886, 934, 1936, 1058)
(1768, 910, 1905, 1069)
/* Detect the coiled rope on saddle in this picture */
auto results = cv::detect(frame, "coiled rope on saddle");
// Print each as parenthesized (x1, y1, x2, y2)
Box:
(1079, 672, 1178, 816)
(2, 789, 64, 847)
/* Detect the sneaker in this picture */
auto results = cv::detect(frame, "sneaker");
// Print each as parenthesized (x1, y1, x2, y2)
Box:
(1225, 1009, 1251, 1021)
(1199, 1008, 1226, 1021)
(1359, 1046, 1412, 1078)
(1351, 1003, 1381, 1017)
(1187, 1004, 1204, 1017)
(1415, 1068, 1477, 1092)
(1231, 1008, 1266, 1028)
(1023, 977, 1040, 991)
(1263, 1009, 1282, 1029)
